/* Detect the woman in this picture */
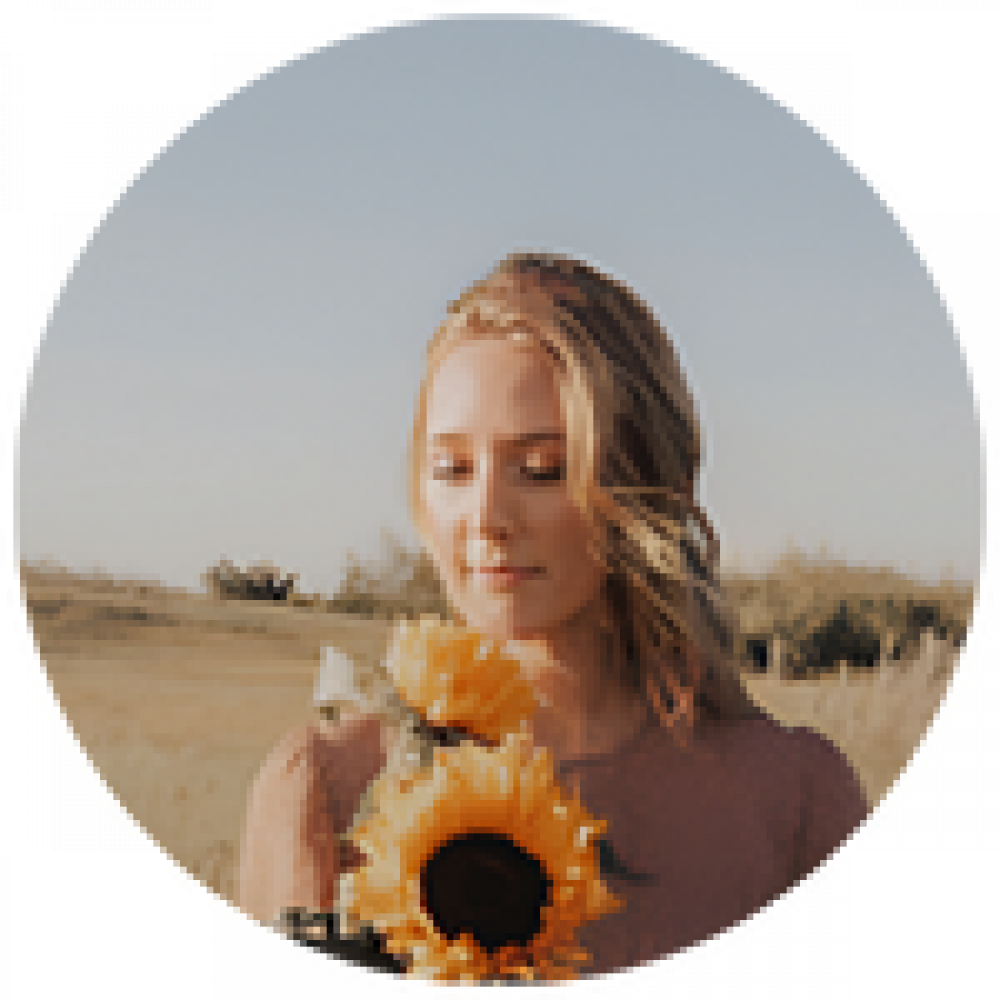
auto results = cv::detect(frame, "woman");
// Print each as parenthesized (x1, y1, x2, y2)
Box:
(237, 252, 869, 975)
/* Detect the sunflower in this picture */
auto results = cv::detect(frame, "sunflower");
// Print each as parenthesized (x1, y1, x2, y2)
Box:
(338, 734, 622, 981)
(386, 616, 538, 745)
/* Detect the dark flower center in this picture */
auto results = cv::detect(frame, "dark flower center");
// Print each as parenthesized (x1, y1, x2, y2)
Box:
(421, 832, 552, 953)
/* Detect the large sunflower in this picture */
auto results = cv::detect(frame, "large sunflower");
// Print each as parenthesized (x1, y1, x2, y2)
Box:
(386, 616, 538, 744)
(338, 734, 622, 981)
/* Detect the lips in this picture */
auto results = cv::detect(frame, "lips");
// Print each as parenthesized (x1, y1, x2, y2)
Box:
(469, 565, 541, 589)
(474, 566, 538, 573)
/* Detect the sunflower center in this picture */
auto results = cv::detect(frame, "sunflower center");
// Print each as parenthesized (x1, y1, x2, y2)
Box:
(421, 832, 552, 953)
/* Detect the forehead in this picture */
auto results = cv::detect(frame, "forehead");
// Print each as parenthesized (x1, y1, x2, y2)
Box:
(424, 338, 565, 442)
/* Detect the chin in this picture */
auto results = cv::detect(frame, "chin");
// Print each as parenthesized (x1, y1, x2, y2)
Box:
(452, 597, 559, 642)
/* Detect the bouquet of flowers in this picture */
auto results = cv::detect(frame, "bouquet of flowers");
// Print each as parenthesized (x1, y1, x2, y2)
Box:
(288, 616, 622, 981)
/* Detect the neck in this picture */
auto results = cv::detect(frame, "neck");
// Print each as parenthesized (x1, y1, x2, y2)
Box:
(508, 597, 644, 762)
(508, 597, 615, 713)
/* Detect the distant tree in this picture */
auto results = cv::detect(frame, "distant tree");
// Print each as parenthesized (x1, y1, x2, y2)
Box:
(203, 559, 297, 602)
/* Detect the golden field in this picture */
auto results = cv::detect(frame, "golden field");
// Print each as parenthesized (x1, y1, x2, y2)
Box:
(21, 561, 963, 909)
(23, 563, 392, 906)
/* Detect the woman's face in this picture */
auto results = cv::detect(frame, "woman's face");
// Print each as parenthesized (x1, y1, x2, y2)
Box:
(419, 336, 606, 640)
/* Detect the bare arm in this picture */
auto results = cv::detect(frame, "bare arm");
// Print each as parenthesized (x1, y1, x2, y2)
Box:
(236, 713, 387, 925)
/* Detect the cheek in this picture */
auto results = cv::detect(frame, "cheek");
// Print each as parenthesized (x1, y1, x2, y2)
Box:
(533, 496, 587, 560)
(422, 485, 462, 572)
(533, 498, 600, 578)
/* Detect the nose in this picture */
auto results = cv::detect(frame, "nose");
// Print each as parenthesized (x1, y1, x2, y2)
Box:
(470, 455, 516, 542)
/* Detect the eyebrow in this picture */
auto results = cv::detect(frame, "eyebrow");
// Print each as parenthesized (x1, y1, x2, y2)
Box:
(428, 431, 565, 447)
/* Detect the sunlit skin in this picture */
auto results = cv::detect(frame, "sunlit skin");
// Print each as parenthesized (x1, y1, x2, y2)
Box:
(419, 337, 646, 763)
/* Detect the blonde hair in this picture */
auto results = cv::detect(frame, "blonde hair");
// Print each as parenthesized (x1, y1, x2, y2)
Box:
(408, 253, 759, 736)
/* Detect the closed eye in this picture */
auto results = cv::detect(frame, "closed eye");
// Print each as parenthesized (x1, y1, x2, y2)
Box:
(522, 463, 565, 482)
(434, 465, 566, 483)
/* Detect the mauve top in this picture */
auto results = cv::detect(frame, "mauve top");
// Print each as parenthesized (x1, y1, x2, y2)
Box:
(561, 712, 869, 974)
(237, 709, 869, 978)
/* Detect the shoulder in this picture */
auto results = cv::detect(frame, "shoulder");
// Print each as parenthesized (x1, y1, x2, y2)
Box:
(250, 712, 390, 806)
(726, 715, 869, 875)
(726, 715, 868, 825)
(754, 717, 868, 810)
(717, 714, 862, 785)
(790, 723, 869, 878)
(237, 712, 392, 921)
(785, 720, 869, 821)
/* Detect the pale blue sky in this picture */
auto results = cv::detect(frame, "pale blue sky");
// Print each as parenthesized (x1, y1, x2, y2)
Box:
(17, 18, 981, 592)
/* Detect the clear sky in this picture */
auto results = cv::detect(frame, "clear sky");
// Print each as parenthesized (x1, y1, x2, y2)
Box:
(16, 17, 981, 592)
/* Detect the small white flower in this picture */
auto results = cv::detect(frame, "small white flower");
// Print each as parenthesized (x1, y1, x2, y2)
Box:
(313, 646, 365, 709)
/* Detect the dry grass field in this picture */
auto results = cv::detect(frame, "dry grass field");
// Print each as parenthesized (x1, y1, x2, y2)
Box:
(741, 635, 955, 803)
(21, 561, 964, 910)
(23, 563, 391, 906)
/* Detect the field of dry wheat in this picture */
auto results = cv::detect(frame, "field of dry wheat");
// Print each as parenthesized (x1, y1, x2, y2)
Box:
(21, 562, 963, 908)
(23, 564, 391, 905)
